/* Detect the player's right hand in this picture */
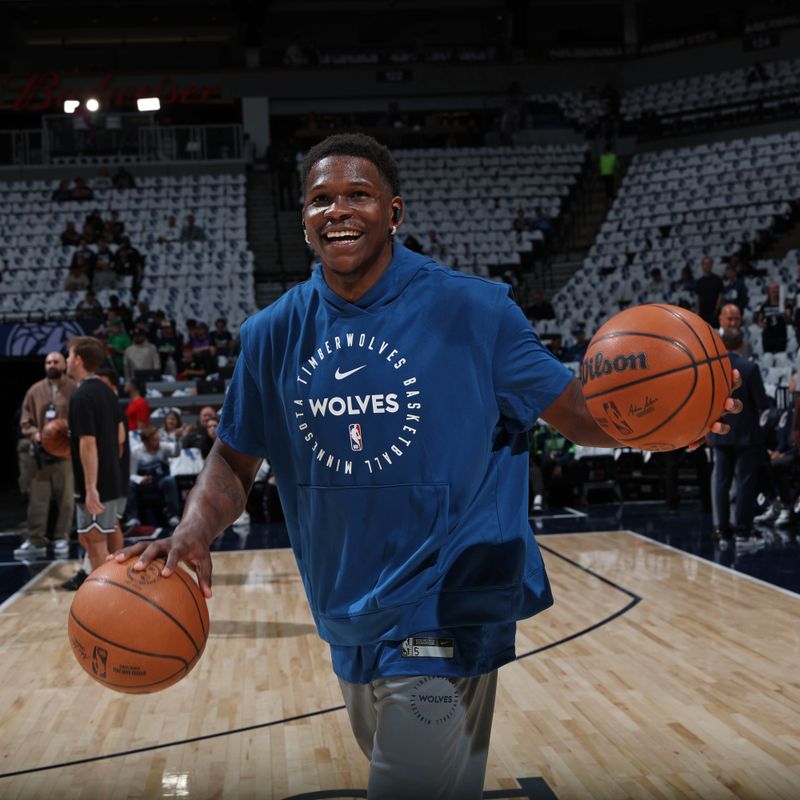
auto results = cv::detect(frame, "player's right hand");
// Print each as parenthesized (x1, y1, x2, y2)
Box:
(110, 529, 213, 598)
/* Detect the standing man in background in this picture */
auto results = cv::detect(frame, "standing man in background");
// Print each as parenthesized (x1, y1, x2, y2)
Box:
(66, 337, 126, 572)
(14, 352, 76, 559)
(708, 327, 769, 544)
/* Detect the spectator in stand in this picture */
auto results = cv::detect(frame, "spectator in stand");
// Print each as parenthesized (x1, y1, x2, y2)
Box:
(156, 320, 183, 376)
(156, 214, 180, 244)
(104, 210, 124, 244)
(721, 263, 748, 313)
(718, 304, 753, 359)
(51, 179, 72, 202)
(84, 209, 105, 240)
(754, 405, 795, 528)
(60, 221, 80, 247)
(94, 167, 113, 191)
(94, 237, 113, 265)
(108, 294, 133, 330)
(211, 318, 233, 357)
(647, 267, 670, 302)
(124, 324, 161, 382)
(599, 142, 617, 201)
(756, 282, 788, 354)
(545, 334, 567, 361)
(512, 208, 528, 233)
(112, 239, 144, 294)
(532, 423, 579, 508)
(185, 318, 198, 344)
(71, 177, 94, 202)
(525, 289, 556, 321)
(159, 411, 187, 448)
(92, 255, 117, 292)
(73, 238, 96, 271)
(112, 166, 136, 190)
(563, 325, 589, 362)
(125, 424, 181, 530)
(181, 405, 217, 450)
(124, 379, 151, 431)
(694, 255, 723, 327)
(76, 290, 103, 317)
(190, 321, 215, 358)
(181, 343, 215, 379)
(674, 266, 697, 294)
(106, 318, 132, 376)
(180, 214, 206, 242)
(65, 259, 90, 292)
(531, 207, 554, 242)
(200, 415, 219, 459)
(133, 299, 155, 330)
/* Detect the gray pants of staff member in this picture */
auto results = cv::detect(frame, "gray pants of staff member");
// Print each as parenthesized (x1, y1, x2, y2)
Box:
(26, 459, 74, 546)
(339, 671, 497, 800)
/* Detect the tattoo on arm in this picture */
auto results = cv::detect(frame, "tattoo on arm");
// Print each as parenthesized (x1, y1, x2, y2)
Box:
(208, 471, 245, 507)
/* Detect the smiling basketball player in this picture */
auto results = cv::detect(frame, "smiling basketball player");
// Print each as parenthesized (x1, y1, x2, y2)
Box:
(115, 133, 741, 798)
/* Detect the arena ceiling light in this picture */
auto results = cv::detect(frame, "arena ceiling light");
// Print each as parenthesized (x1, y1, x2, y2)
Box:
(137, 97, 161, 112)
(63, 100, 79, 114)
(85, 98, 100, 112)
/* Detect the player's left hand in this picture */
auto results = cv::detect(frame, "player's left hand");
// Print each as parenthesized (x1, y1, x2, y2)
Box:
(688, 368, 742, 450)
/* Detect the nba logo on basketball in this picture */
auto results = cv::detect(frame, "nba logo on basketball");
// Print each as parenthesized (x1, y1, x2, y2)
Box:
(349, 423, 363, 451)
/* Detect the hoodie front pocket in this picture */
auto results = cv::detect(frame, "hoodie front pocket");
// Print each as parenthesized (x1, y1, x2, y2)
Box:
(297, 482, 449, 620)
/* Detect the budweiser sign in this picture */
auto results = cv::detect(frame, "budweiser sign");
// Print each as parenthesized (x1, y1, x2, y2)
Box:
(2, 72, 222, 112)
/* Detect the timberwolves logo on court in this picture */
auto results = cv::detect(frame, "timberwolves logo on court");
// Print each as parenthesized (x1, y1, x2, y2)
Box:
(5, 321, 86, 357)
(293, 331, 423, 477)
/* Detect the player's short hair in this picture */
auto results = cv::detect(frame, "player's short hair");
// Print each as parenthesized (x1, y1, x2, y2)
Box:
(67, 336, 105, 373)
(301, 133, 400, 196)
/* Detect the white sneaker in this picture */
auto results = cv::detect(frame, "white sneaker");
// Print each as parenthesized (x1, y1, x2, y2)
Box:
(13, 541, 46, 559)
(776, 509, 792, 527)
(232, 511, 250, 527)
(124, 518, 141, 532)
(754, 503, 780, 524)
(53, 539, 70, 555)
(168, 516, 181, 527)
(532, 494, 543, 512)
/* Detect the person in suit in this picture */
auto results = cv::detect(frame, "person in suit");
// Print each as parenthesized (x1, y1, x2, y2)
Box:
(708, 327, 770, 543)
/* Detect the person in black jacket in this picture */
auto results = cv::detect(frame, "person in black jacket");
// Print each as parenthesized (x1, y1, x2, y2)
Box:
(708, 327, 770, 543)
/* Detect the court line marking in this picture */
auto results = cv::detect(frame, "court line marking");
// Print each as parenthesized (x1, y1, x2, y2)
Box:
(0, 542, 640, 780)
(622, 528, 800, 599)
(0, 561, 60, 614)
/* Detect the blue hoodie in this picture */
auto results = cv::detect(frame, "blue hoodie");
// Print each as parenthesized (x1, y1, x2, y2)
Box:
(218, 243, 572, 676)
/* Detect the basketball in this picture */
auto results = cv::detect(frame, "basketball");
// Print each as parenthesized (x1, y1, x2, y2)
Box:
(41, 418, 71, 459)
(67, 558, 209, 693)
(580, 304, 733, 451)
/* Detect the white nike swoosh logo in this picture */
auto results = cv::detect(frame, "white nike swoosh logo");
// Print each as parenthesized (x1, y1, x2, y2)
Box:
(334, 365, 367, 380)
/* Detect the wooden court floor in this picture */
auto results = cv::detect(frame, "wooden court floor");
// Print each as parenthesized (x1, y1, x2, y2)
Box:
(0, 531, 798, 799)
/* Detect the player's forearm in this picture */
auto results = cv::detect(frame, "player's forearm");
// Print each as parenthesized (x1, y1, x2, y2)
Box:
(541, 378, 619, 448)
(79, 436, 99, 491)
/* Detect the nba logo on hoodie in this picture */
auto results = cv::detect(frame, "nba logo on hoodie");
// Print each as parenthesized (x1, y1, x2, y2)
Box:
(349, 423, 363, 451)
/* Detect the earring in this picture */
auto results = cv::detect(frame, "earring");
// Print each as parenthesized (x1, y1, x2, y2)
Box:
(390, 226, 397, 236)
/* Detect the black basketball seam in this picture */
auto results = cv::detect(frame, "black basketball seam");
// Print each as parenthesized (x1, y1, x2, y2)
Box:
(171, 567, 208, 643)
(83, 576, 201, 651)
(69, 609, 189, 667)
(582, 353, 730, 401)
(651, 304, 721, 440)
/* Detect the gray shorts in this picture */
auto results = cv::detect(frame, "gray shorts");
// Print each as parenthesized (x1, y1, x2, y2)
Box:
(75, 497, 126, 535)
(339, 671, 497, 800)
